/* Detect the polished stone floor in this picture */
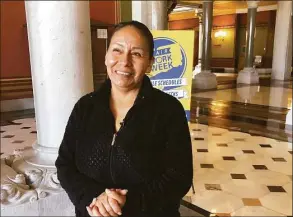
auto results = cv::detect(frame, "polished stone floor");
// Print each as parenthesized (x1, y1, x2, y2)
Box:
(194, 86, 292, 108)
(0, 118, 204, 216)
(1, 76, 292, 216)
(191, 78, 292, 143)
(1, 118, 291, 216)
(186, 123, 292, 217)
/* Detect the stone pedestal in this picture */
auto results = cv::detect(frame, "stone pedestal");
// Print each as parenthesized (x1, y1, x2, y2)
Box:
(1, 152, 74, 215)
(237, 67, 259, 84)
(193, 70, 217, 90)
(193, 64, 202, 78)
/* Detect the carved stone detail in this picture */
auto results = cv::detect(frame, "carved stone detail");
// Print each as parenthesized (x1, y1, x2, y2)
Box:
(1, 157, 38, 207)
(1, 149, 63, 207)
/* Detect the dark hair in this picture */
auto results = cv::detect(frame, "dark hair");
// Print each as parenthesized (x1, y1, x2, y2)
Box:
(109, 21, 154, 59)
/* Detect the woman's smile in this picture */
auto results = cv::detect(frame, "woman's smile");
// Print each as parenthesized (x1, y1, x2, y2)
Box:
(115, 70, 133, 76)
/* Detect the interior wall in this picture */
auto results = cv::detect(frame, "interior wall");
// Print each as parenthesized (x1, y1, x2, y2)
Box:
(0, 1, 116, 79)
(212, 28, 235, 58)
(89, 1, 116, 24)
(169, 14, 237, 68)
(237, 26, 269, 70)
(236, 10, 276, 70)
(169, 10, 276, 70)
(0, 1, 31, 79)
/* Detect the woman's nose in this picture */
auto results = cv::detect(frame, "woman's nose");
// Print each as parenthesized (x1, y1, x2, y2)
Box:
(118, 53, 132, 66)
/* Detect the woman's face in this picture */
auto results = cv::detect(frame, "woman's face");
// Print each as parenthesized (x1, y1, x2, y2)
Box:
(105, 26, 153, 90)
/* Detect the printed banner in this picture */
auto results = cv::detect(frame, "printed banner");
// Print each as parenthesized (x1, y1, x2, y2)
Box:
(148, 31, 195, 121)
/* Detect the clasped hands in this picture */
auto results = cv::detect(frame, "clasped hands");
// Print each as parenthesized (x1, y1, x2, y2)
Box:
(86, 188, 128, 217)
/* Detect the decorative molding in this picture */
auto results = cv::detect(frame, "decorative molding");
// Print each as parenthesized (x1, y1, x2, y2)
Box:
(1, 98, 34, 112)
(0, 77, 33, 101)
(1, 149, 63, 207)
(1, 155, 38, 206)
(247, 1, 260, 9)
(236, 4, 277, 14)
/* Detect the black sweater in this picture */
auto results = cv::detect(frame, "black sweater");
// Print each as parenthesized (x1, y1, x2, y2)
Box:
(55, 76, 193, 217)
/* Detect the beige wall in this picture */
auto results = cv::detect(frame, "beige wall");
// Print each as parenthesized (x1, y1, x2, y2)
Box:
(254, 26, 268, 56)
(237, 26, 269, 69)
(211, 28, 235, 58)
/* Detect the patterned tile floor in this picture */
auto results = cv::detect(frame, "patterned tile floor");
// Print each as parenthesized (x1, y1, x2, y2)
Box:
(186, 123, 292, 216)
(1, 118, 292, 216)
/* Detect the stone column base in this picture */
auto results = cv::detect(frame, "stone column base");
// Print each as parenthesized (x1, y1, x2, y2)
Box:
(1, 147, 64, 211)
(237, 67, 259, 84)
(1, 190, 74, 216)
(193, 70, 217, 90)
(193, 64, 202, 78)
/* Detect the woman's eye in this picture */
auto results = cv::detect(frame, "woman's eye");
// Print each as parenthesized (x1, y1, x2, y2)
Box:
(132, 52, 142, 57)
(113, 48, 121, 53)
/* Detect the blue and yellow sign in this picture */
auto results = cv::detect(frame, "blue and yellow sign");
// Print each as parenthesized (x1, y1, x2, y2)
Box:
(149, 31, 194, 121)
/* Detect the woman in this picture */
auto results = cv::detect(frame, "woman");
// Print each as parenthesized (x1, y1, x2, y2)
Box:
(55, 21, 193, 217)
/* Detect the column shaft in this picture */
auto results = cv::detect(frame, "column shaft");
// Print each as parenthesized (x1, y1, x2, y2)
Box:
(132, 1, 168, 30)
(151, 1, 168, 30)
(132, 1, 149, 28)
(272, 1, 292, 80)
(193, 14, 203, 77)
(25, 1, 94, 165)
(236, 1, 260, 84)
(193, 0, 217, 89)
(202, 1, 213, 71)
(245, 7, 257, 68)
(198, 16, 203, 65)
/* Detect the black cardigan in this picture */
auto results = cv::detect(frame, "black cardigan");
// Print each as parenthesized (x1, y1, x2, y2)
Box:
(55, 76, 193, 217)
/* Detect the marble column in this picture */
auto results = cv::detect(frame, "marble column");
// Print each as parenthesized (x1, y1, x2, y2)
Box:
(193, 12, 203, 77)
(237, 1, 259, 84)
(193, 0, 217, 90)
(1, 1, 93, 211)
(272, 0, 292, 81)
(132, 1, 168, 30)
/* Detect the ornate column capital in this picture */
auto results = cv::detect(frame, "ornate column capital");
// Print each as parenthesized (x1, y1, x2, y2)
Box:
(195, 8, 203, 23)
(247, 1, 259, 9)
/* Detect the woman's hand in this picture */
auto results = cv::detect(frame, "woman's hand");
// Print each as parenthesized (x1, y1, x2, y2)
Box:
(105, 189, 127, 207)
(86, 189, 127, 216)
